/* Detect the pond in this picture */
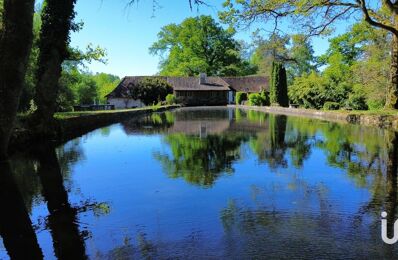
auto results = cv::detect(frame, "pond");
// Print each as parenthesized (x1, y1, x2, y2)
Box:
(1, 107, 398, 259)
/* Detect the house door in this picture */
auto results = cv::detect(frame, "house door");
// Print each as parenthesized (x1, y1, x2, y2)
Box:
(228, 91, 234, 104)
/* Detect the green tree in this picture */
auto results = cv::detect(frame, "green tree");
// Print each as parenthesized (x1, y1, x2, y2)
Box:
(288, 34, 317, 81)
(251, 33, 316, 83)
(250, 33, 290, 77)
(150, 15, 255, 76)
(131, 77, 173, 105)
(270, 61, 288, 107)
(220, 0, 398, 109)
(91, 73, 120, 103)
(0, 0, 35, 159)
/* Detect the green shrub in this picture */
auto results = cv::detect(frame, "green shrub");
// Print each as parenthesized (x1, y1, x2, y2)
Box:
(166, 94, 176, 105)
(236, 92, 247, 105)
(248, 91, 270, 106)
(288, 71, 351, 109)
(367, 99, 384, 110)
(248, 93, 262, 106)
(323, 102, 340, 110)
(346, 93, 368, 110)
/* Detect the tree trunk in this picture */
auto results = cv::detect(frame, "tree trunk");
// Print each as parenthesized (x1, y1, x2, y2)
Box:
(0, 0, 35, 160)
(386, 33, 398, 109)
(33, 0, 76, 131)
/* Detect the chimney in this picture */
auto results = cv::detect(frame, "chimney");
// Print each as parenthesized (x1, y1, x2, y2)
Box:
(199, 73, 206, 84)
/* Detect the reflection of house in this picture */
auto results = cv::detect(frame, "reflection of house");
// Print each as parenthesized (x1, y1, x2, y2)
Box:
(170, 120, 231, 136)
(106, 74, 268, 109)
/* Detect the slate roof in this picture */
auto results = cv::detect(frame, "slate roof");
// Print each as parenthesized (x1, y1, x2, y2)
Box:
(222, 76, 268, 93)
(106, 75, 269, 98)
(166, 77, 230, 91)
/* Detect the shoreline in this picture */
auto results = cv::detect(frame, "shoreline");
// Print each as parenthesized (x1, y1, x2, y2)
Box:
(229, 105, 398, 130)
(9, 105, 180, 155)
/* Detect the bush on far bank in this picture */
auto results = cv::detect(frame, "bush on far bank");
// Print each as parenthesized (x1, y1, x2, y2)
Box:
(236, 92, 247, 105)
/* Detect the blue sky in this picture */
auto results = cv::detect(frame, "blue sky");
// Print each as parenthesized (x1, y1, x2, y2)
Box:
(70, 0, 352, 77)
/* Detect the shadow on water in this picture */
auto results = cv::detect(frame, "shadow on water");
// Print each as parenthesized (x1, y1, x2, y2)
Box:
(0, 138, 111, 259)
(34, 145, 87, 259)
(0, 161, 43, 259)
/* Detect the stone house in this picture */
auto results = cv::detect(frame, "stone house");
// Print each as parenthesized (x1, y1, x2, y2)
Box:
(106, 74, 268, 108)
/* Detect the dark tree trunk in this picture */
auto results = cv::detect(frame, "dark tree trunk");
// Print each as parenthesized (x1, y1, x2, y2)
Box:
(36, 146, 87, 259)
(385, 131, 398, 237)
(0, 0, 35, 160)
(386, 34, 398, 109)
(0, 161, 43, 259)
(34, 0, 76, 131)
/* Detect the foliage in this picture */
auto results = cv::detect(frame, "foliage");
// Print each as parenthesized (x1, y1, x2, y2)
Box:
(34, 0, 78, 124)
(0, 0, 3, 32)
(17, 4, 110, 113)
(150, 15, 256, 76)
(248, 91, 270, 106)
(131, 77, 173, 106)
(250, 33, 316, 84)
(323, 102, 340, 111)
(250, 33, 290, 77)
(165, 94, 176, 105)
(248, 93, 262, 106)
(289, 71, 351, 109)
(270, 61, 288, 107)
(235, 92, 247, 105)
(346, 92, 368, 110)
(91, 73, 120, 102)
(220, 0, 398, 108)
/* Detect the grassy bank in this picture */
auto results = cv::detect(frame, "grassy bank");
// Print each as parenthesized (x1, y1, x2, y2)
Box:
(10, 105, 180, 154)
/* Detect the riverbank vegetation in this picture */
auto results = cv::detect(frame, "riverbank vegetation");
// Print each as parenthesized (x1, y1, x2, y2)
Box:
(220, 1, 396, 111)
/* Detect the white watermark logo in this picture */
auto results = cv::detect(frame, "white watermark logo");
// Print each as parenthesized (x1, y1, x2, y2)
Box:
(381, 211, 398, 244)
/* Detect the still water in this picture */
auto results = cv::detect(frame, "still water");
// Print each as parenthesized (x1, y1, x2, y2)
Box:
(1, 107, 398, 259)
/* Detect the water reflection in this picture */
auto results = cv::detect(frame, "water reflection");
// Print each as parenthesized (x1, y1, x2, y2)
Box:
(1, 139, 110, 259)
(35, 146, 87, 259)
(0, 161, 43, 259)
(3, 107, 398, 258)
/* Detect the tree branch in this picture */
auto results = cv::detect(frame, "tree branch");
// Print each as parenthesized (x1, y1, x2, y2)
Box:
(358, 0, 398, 35)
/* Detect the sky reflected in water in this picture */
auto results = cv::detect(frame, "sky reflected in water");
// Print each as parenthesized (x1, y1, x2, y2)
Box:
(1, 107, 398, 259)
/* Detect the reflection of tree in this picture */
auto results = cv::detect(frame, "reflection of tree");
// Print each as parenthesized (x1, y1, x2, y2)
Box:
(10, 156, 43, 212)
(122, 112, 175, 135)
(36, 146, 88, 259)
(385, 131, 398, 218)
(0, 161, 43, 259)
(154, 133, 247, 187)
(286, 131, 311, 168)
(250, 114, 288, 169)
(286, 116, 398, 242)
(31, 142, 110, 259)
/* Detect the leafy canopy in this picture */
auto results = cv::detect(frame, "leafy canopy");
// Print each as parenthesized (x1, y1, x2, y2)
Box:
(131, 77, 173, 105)
(150, 15, 256, 76)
